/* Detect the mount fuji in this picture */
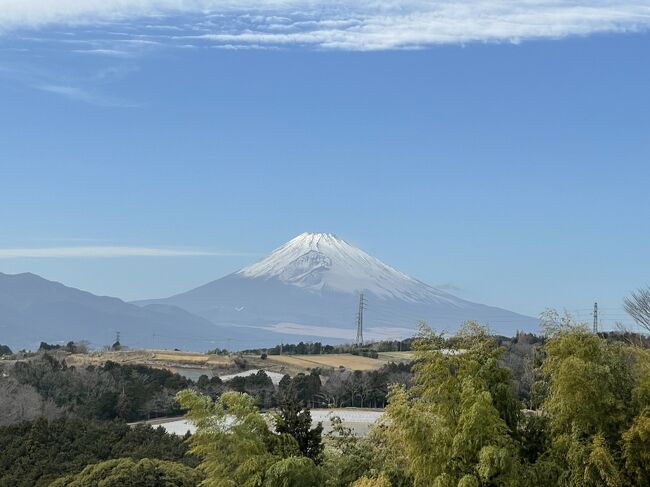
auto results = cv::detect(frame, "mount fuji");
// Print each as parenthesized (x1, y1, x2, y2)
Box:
(137, 233, 538, 347)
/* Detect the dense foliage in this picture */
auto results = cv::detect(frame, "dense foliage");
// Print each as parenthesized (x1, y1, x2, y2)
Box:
(8, 355, 191, 421)
(179, 320, 650, 487)
(176, 390, 325, 487)
(0, 416, 196, 487)
(49, 458, 201, 487)
(274, 400, 324, 463)
(378, 321, 650, 486)
(279, 363, 412, 408)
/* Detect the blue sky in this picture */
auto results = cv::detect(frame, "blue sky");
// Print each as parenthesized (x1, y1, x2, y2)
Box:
(0, 1, 649, 330)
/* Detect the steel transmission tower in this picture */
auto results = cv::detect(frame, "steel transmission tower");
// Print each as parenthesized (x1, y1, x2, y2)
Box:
(593, 302, 598, 333)
(356, 293, 366, 347)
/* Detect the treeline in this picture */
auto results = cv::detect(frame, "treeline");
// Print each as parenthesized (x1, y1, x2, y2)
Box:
(0, 341, 89, 357)
(0, 417, 197, 486)
(241, 338, 414, 356)
(37, 340, 89, 354)
(200, 363, 413, 409)
(201, 363, 412, 409)
(4, 355, 192, 423)
(277, 362, 412, 408)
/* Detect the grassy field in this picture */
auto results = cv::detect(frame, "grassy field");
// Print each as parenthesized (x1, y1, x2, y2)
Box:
(66, 349, 231, 368)
(64, 349, 414, 377)
(262, 351, 413, 372)
(377, 351, 415, 361)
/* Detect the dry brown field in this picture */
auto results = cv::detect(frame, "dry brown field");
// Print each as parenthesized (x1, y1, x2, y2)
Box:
(65, 349, 230, 368)
(63, 349, 414, 376)
(261, 351, 413, 371)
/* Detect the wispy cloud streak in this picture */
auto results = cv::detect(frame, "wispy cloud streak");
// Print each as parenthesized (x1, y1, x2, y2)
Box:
(1, 1, 650, 50)
(33, 83, 138, 107)
(0, 246, 251, 258)
(1, 2, 648, 104)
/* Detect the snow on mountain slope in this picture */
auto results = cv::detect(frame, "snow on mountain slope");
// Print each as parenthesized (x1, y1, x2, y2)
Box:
(136, 233, 539, 346)
(237, 232, 460, 304)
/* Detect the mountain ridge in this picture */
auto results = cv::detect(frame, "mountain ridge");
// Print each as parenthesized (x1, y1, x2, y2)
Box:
(0, 272, 286, 351)
(137, 233, 538, 341)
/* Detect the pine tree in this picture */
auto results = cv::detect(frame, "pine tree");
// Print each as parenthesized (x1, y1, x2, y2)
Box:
(274, 399, 323, 463)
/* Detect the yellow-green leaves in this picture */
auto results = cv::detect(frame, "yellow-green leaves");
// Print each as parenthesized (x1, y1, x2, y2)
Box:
(385, 322, 520, 486)
(622, 411, 650, 486)
(176, 390, 323, 487)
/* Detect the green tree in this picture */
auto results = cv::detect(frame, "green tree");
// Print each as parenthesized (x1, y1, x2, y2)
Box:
(0, 417, 196, 487)
(622, 410, 650, 486)
(384, 322, 524, 486)
(351, 472, 392, 487)
(541, 325, 635, 486)
(49, 458, 201, 487)
(116, 389, 132, 420)
(176, 389, 322, 487)
(274, 400, 323, 463)
(322, 416, 378, 487)
(263, 456, 322, 487)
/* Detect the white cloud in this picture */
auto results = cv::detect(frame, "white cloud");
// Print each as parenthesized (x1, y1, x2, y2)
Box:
(33, 83, 139, 107)
(0, 246, 249, 258)
(0, 1, 649, 49)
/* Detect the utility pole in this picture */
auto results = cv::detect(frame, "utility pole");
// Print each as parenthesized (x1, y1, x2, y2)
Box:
(356, 293, 366, 347)
(593, 302, 598, 333)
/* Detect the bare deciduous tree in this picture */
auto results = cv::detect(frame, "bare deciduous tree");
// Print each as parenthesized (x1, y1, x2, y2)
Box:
(624, 286, 650, 333)
(0, 378, 63, 426)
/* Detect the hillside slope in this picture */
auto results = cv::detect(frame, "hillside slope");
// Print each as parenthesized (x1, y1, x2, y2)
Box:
(137, 233, 538, 342)
(0, 272, 284, 351)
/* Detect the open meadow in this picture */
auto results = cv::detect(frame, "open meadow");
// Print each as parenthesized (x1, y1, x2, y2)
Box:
(63, 349, 415, 378)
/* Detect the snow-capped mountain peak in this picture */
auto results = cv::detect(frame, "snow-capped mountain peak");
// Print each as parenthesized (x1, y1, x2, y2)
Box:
(138, 232, 538, 343)
(236, 232, 455, 303)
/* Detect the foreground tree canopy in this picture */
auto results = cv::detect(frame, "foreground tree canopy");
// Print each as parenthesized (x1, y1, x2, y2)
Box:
(176, 389, 326, 487)
(0, 417, 196, 486)
(50, 458, 201, 487)
(382, 320, 650, 487)
(176, 319, 649, 486)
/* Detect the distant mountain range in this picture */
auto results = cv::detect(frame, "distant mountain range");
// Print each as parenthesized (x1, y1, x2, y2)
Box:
(0, 233, 538, 352)
(0, 272, 284, 352)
